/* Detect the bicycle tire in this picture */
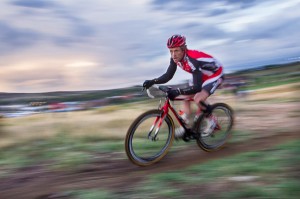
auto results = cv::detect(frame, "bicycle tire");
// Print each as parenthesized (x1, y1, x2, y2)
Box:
(195, 103, 234, 151)
(125, 109, 175, 166)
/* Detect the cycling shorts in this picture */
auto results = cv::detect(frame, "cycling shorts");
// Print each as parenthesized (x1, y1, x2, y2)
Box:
(202, 76, 223, 95)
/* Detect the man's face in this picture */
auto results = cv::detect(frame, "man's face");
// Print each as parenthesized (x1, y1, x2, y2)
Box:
(169, 47, 185, 63)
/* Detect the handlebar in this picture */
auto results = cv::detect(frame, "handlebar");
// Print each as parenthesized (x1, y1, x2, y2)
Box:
(145, 85, 171, 99)
(146, 88, 155, 99)
(146, 85, 159, 98)
(144, 85, 195, 102)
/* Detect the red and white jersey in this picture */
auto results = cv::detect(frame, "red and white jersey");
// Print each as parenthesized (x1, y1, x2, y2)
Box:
(177, 49, 223, 83)
(154, 49, 224, 95)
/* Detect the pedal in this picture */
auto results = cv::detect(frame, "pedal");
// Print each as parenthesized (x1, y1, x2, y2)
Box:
(182, 130, 198, 142)
(182, 134, 191, 142)
(182, 131, 191, 142)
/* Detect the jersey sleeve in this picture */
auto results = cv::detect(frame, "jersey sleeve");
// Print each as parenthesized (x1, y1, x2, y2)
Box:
(154, 58, 177, 84)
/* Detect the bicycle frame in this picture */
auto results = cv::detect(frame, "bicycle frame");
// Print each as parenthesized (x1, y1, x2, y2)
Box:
(148, 96, 193, 141)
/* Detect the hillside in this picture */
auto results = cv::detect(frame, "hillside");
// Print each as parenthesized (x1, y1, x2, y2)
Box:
(0, 87, 143, 105)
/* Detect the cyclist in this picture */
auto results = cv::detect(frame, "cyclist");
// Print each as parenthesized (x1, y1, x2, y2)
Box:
(143, 34, 224, 138)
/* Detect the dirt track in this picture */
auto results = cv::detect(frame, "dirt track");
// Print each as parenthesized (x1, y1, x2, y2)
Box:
(0, 102, 299, 199)
(0, 131, 299, 199)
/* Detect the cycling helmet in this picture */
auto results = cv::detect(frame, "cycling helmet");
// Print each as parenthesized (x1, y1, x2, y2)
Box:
(167, 34, 186, 48)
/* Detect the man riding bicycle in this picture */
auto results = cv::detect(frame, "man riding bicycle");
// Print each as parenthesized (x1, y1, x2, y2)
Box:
(143, 34, 224, 139)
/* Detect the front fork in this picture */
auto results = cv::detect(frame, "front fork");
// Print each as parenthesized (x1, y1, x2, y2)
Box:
(148, 104, 169, 141)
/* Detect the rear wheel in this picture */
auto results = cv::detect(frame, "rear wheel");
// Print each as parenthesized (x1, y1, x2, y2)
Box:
(125, 109, 174, 166)
(195, 103, 234, 151)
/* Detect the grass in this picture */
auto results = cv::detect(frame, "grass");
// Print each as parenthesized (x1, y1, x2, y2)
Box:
(1, 80, 299, 148)
(0, 120, 299, 196)
(58, 135, 300, 199)
(228, 130, 257, 143)
(130, 179, 184, 199)
(0, 85, 298, 172)
(118, 139, 300, 199)
(71, 189, 117, 199)
(243, 76, 300, 91)
(0, 81, 299, 197)
(66, 139, 300, 199)
(0, 133, 126, 173)
(0, 106, 140, 147)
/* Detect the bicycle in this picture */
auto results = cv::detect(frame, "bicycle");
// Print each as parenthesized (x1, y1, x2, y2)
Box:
(125, 85, 234, 166)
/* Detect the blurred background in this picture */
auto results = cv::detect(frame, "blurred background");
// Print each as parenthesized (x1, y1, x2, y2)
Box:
(0, 0, 299, 198)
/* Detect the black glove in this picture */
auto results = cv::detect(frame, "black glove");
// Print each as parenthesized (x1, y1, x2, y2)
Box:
(143, 80, 155, 89)
(167, 88, 181, 100)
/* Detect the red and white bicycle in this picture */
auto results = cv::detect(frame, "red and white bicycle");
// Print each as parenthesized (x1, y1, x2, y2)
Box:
(125, 85, 234, 166)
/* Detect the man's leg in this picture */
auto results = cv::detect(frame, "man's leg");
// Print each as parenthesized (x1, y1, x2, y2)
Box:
(194, 76, 223, 114)
(174, 95, 193, 138)
(194, 90, 210, 113)
(182, 99, 191, 115)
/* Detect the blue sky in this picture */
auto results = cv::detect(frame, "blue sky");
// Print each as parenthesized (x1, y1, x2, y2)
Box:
(0, 0, 299, 92)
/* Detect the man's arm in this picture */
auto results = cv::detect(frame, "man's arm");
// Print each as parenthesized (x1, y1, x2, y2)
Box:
(153, 59, 177, 84)
(179, 68, 202, 95)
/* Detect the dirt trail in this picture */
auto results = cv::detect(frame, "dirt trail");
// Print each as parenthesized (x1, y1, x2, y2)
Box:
(0, 131, 299, 199)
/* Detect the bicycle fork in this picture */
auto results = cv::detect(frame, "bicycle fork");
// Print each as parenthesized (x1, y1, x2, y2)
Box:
(148, 105, 168, 141)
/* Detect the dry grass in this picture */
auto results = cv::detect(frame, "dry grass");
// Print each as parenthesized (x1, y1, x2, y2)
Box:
(0, 83, 299, 148)
(0, 105, 148, 148)
(244, 82, 300, 102)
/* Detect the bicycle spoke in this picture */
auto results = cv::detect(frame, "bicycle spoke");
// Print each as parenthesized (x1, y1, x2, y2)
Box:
(195, 103, 233, 151)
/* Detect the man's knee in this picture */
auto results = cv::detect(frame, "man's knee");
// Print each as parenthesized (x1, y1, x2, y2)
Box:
(194, 90, 209, 104)
(193, 95, 201, 104)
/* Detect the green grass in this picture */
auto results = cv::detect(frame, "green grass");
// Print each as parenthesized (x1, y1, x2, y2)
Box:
(0, 133, 126, 173)
(65, 137, 300, 199)
(222, 185, 276, 199)
(228, 130, 257, 143)
(71, 189, 117, 199)
(131, 179, 184, 199)
(65, 139, 299, 199)
(221, 179, 300, 199)
(241, 76, 300, 91)
(123, 139, 300, 198)
(1, 131, 299, 198)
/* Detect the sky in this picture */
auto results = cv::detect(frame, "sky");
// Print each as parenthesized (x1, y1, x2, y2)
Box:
(0, 0, 299, 93)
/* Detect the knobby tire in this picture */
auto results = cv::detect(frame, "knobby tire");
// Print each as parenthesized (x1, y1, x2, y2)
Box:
(125, 109, 175, 166)
(195, 103, 234, 151)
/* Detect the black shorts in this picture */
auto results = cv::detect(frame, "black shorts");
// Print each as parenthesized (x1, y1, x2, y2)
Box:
(202, 76, 224, 95)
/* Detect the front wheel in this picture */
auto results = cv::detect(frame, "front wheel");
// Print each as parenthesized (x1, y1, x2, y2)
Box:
(195, 103, 234, 151)
(125, 109, 175, 166)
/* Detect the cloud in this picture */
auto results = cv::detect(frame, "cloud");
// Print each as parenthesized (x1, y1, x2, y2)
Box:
(151, 0, 258, 16)
(0, 0, 299, 92)
(0, 22, 42, 54)
(182, 0, 300, 69)
(0, 63, 66, 91)
(11, 0, 56, 9)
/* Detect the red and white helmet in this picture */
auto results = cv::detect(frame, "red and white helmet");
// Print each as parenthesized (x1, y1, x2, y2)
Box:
(167, 34, 186, 48)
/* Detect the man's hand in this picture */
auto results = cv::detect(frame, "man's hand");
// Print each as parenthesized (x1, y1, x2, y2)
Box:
(167, 88, 181, 100)
(142, 80, 155, 89)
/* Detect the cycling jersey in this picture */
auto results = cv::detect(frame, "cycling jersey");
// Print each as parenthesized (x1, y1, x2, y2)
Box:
(154, 49, 224, 95)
